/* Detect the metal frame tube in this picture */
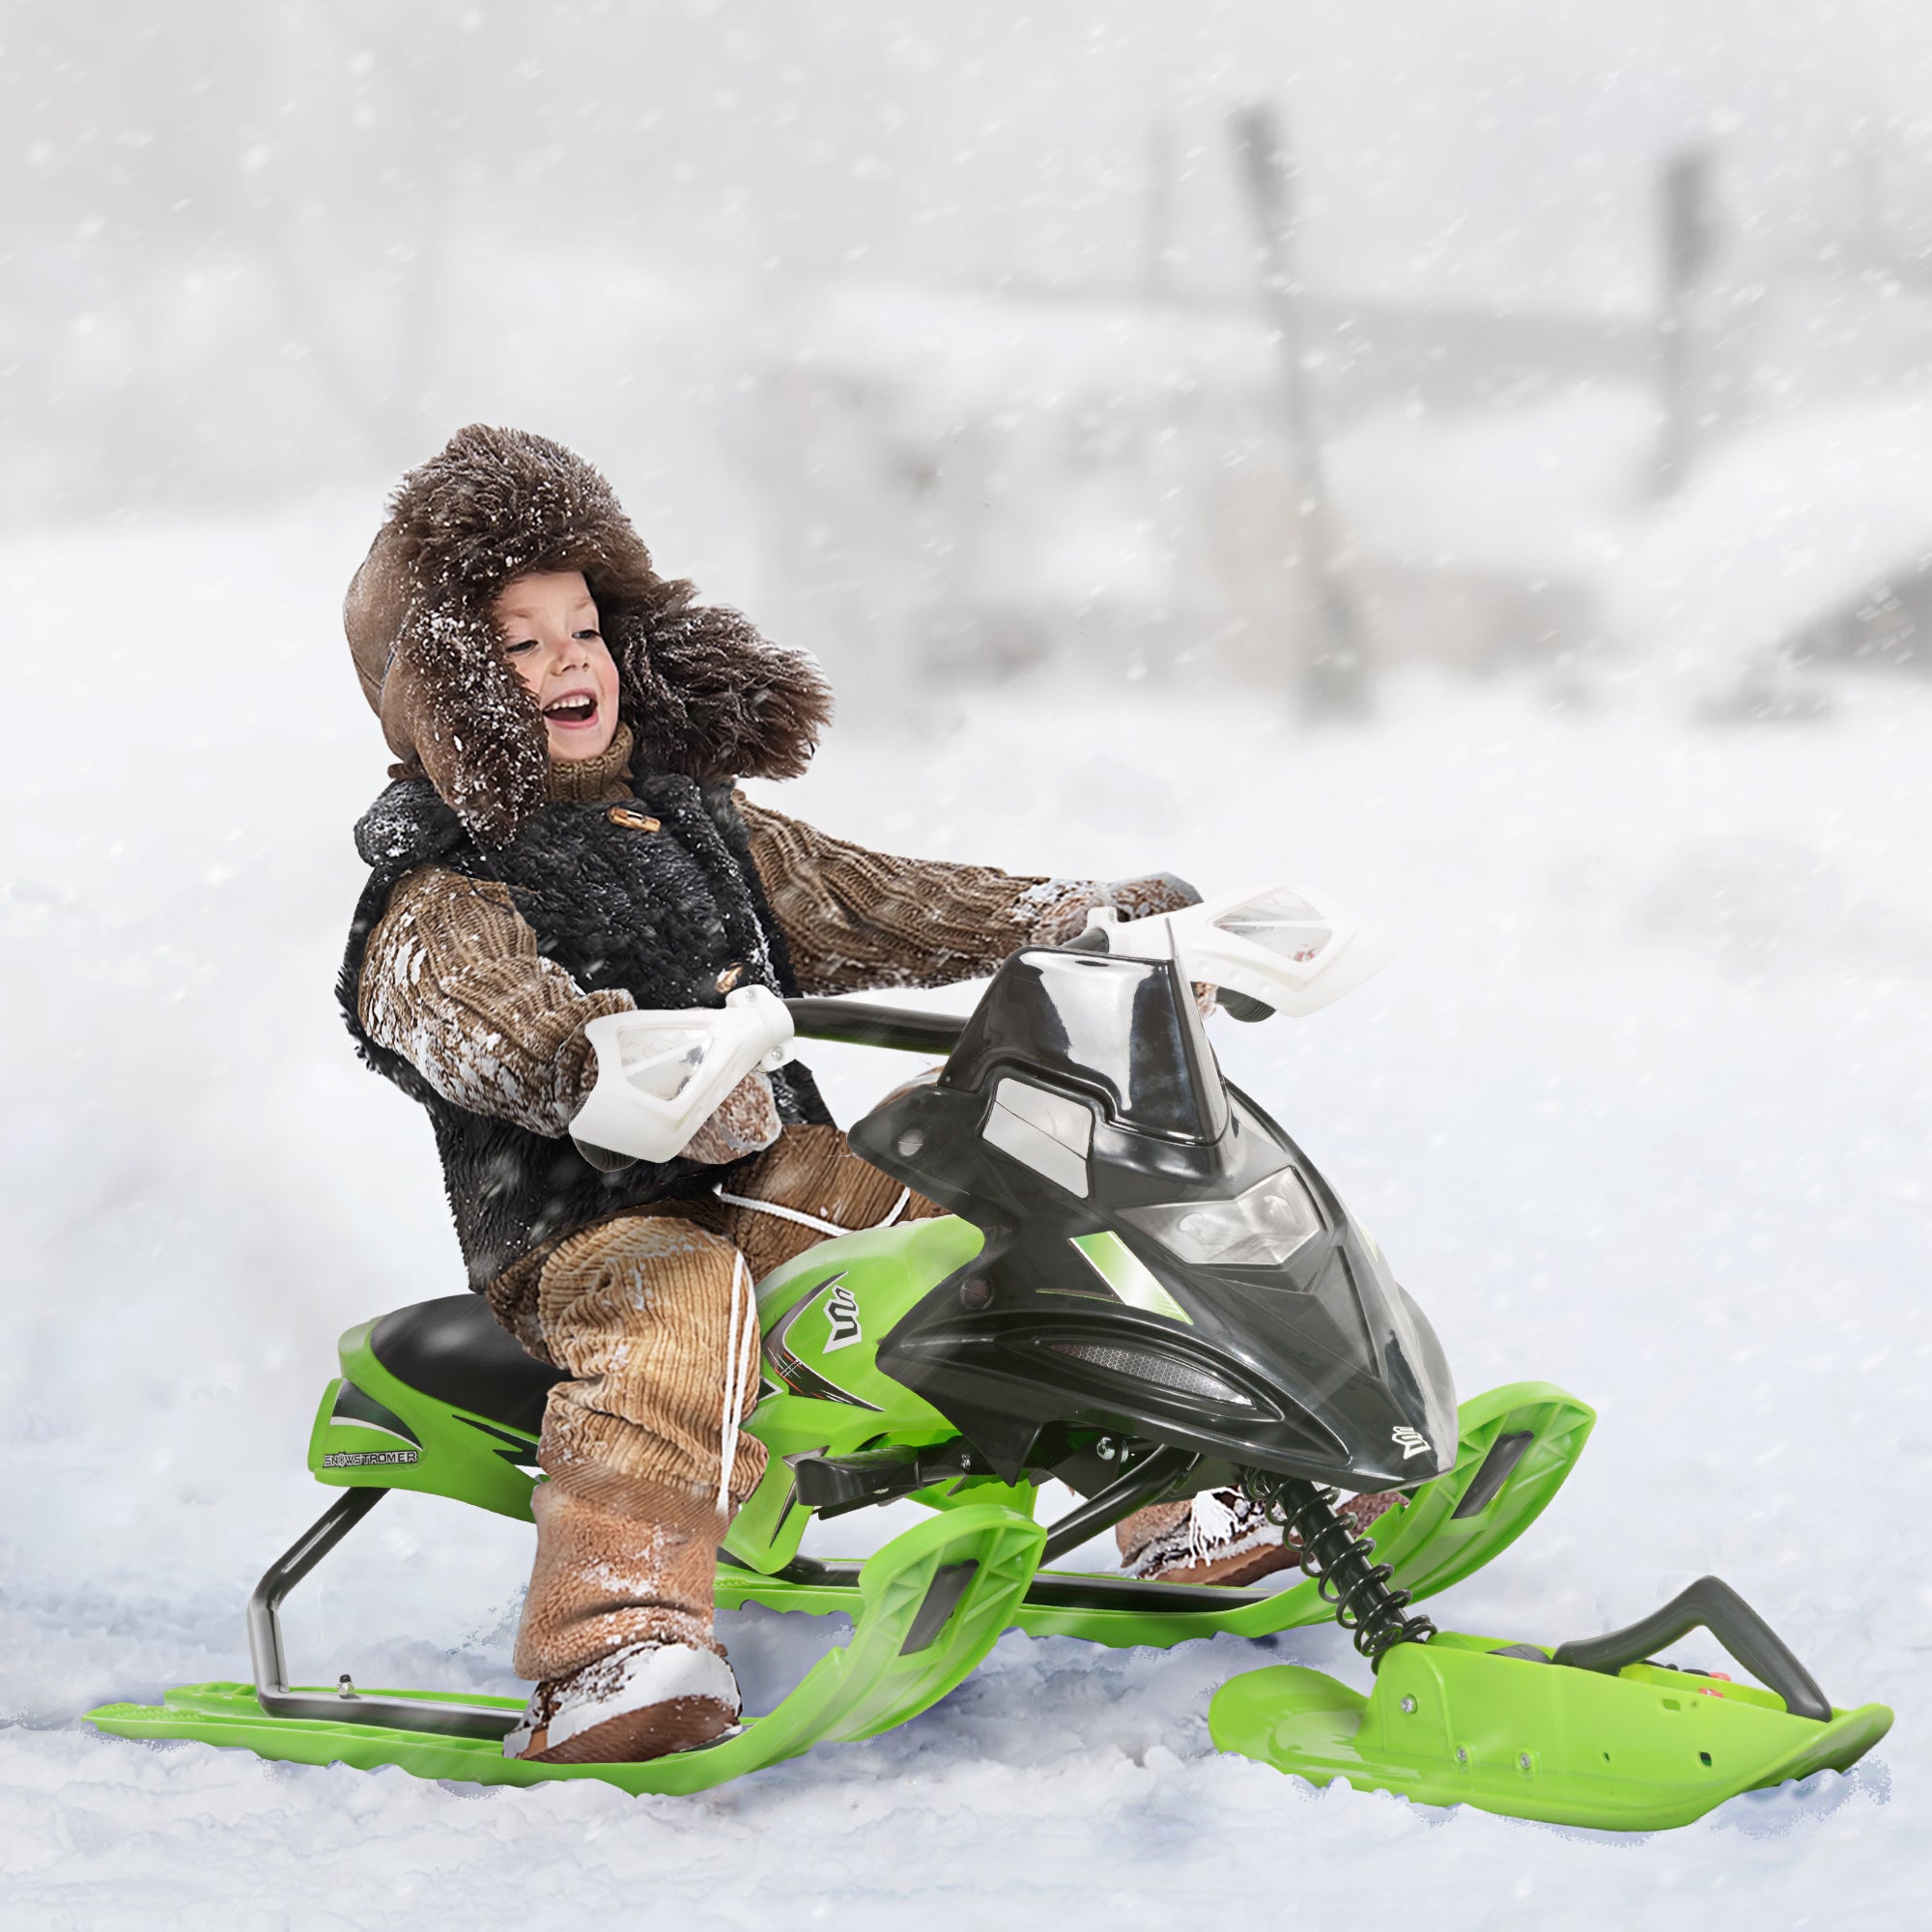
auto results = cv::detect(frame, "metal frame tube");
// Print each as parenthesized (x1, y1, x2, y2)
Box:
(247, 1488, 520, 1741)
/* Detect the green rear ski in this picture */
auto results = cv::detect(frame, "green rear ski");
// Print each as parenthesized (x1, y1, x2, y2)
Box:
(89, 1503, 1044, 1792)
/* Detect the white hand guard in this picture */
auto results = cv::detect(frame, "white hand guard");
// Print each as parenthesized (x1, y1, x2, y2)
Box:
(1097, 884, 1395, 1018)
(570, 985, 797, 1167)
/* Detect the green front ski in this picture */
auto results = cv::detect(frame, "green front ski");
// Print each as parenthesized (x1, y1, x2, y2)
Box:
(722, 1381, 1593, 1650)
(1208, 1634, 1892, 1832)
(88, 1503, 1043, 1793)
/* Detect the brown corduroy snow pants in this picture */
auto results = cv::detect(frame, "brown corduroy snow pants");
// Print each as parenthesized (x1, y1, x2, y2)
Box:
(492, 1124, 942, 1682)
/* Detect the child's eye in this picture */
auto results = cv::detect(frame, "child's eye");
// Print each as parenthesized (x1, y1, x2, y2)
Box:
(573, 629, 602, 642)
(504, 639, 537, 656)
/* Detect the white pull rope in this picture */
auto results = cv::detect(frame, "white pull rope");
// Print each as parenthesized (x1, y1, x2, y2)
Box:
(711, 1182, 913, 1512)
(717, 1252, 755, 1515)
(712, 1183, 912, 1237)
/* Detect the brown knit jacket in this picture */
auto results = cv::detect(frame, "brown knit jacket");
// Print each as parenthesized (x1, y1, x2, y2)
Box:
(356, 724, 1195, 1152)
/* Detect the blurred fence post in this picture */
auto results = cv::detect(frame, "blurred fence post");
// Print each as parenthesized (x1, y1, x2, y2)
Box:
(1143, 117, 1177, 303)
(1652, 144, 1719, 499)
(1229, 99, 1371, 718)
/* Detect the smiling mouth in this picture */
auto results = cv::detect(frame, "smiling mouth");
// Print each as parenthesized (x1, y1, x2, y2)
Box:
(543, 693, 600, 727)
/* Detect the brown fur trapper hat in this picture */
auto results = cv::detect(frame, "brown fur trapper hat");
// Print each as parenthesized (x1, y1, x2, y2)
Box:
(345, 424, 832, 844)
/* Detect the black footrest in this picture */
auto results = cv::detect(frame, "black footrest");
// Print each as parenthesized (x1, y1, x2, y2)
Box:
(790, 1442, 989, 1518)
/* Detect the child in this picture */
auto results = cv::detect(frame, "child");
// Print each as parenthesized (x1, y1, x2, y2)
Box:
(339, 424, 1282, 1765)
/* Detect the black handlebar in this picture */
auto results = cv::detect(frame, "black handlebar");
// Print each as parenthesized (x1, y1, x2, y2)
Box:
(1549, 1575, 1833, 1722)
(783, 998, 967, 1055)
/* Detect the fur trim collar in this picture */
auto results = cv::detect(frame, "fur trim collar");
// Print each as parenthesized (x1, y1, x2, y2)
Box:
(345, 424, 831, 844)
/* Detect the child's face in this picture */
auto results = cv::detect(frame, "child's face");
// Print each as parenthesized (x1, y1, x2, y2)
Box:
(493, 570, 621, 762)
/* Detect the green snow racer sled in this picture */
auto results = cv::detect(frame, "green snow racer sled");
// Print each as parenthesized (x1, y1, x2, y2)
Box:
(91, 888, 1891, 1824)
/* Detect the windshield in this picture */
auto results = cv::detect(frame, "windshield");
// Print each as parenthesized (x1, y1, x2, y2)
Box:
(940, 950, 1227, 1143)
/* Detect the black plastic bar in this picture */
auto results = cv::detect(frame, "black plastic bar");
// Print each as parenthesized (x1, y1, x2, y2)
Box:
(792, 1440, 990, 1519)
(1449, 1430, 1533, 1520)
(784, 997, 967, 1055)
(900, 1562, 980, 1656)
(1550, 1575, 1833, 1722)
(1038, 1443, 1199, 1567)
(764, 1550, 1277, 1612)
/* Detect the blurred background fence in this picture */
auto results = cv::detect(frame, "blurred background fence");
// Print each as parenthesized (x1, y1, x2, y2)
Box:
(11, 0, 1932, 715)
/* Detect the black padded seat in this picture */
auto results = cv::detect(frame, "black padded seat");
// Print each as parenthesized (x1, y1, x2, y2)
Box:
(368, 1294, 566, 1437)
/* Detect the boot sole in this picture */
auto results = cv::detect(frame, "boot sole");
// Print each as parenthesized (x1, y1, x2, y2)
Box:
(518, 1693, 739, 1765)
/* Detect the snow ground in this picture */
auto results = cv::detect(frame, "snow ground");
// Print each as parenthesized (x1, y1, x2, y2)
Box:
(2, 507, 1926, 1929)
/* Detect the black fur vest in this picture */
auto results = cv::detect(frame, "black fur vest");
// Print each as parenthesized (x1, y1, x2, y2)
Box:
(339, 769, 831, 1289)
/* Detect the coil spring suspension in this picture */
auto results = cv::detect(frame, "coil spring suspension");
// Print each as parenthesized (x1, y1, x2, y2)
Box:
(1245, 1473, 1436, 1663)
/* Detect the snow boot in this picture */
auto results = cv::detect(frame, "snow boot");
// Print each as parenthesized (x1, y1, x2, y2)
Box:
(505, 1638, 741, 1764)
(1118, 1486, 1407, 1587)
(507, 1458, 738, 1763)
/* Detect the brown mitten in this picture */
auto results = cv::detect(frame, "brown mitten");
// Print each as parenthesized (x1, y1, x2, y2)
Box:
(1027, 872, 1202, 947)
(684, 1069, 783, 1165)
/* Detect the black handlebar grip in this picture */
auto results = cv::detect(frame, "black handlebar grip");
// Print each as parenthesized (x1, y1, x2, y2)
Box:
(1549, 1575, 1832, 1722)
(1060, 924, 1113, 955)
(1215, 988, 1275, 1023)
(783, 998, 967, 1054)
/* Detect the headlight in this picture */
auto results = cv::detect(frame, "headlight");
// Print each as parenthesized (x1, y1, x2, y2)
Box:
(1121, 1166, 1323, 1267)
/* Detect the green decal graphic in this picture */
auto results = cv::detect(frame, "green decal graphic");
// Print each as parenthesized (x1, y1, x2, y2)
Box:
(1071, 1233, 1192, 1324)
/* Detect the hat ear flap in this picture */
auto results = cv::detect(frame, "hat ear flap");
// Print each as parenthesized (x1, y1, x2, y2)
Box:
(603, 602, 683, 756)
(613, 599, 831, 783)
(387, 609, 549, 846)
